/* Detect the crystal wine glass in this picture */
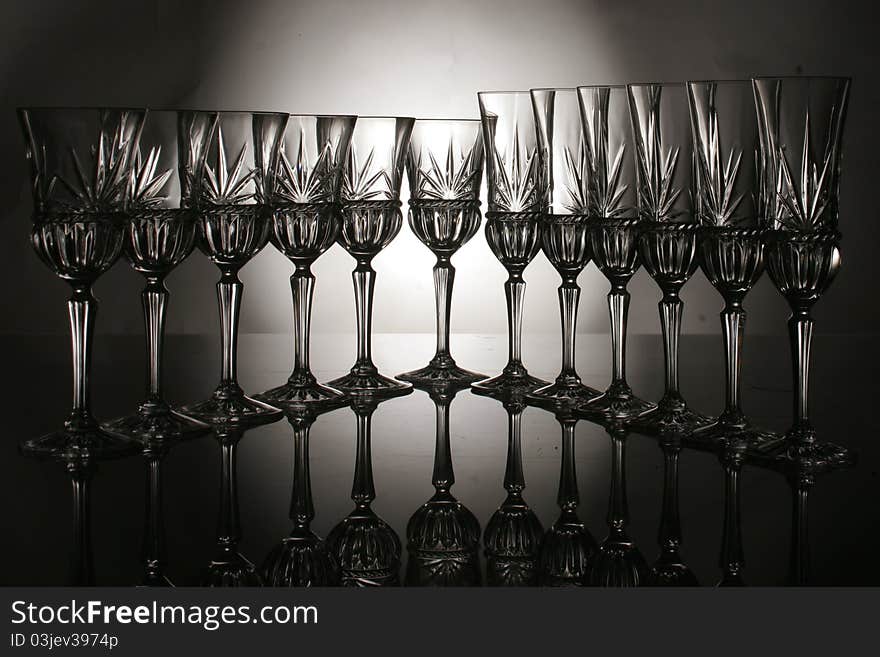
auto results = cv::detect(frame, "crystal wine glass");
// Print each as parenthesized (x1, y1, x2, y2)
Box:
(104, 110, 214, 445)
(18, 107, 146, 460)
(202, 427, 264, 586)
(583, 424, 648, 586)
(647, 437, 698, 586)
(687, 80, 779, 449)
(327, 395, 402, 586)
(574, 85, 656, 421)
(753, 76, 853, 470)
(181, 111, 287, 428)
(405, 382, 481, 586)
(263, 409, 340, 586)
(526, 88, 601, 408)
(397, 119, 486, 385)
(257, 114, 357, 410)
(472, 91, 548, 398)
(327, 116, 415, 398)
(483, 394, 544, 586)
(626, 83, 710, 436)
(538, 407, 597, 586)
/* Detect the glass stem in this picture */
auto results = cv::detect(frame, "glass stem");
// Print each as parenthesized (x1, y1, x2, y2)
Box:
(289, 416, 314, 530)
(657, 441, 682, 557)
(789, 308, 814, 441)
(718, 452, 745, 586)
(142, 276, 168, 406)
(216, 432, 241, 548)
(217, 269, 243, 388)
(558, 278, 580, 379)
(609, 284, 630, 386)
(353, 259, 376, 372)
(788, 472, 813, 586)
(67, 460, 94, 586)
(504, 272, 526, 371)
(608, 430, 629, 540)
(290, 264, 315, 383)
(352, 406, 376, 508)
(432, 397, 454, 492)
(67, 283, 97, 429)
(557, 417, 579, 513)
(721, 298, 746, 420)
(143, 448, 167, 583)
(433, 256, 454, 363)
(659, 292, 683, 398)
(503, 403, 525, 496)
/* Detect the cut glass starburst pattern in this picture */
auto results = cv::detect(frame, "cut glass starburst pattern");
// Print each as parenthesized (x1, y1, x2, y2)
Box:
(774, 112, 835, 230)
(203, 126, 256, 205)
(491, 135, 540, 212)
(694, 103, 745, 226)
(414, 140, 478, 200)
(341, 147, 393, 201)
(128, 147, 173, 210)
(581, 90, 630, 218)
(631, 87, 683, 221)
(276, 133, 338, 204)
(561, 143, 590, 214)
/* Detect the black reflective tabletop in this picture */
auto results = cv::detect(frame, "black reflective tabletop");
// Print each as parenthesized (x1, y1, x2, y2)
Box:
(1, 333, 877, 585)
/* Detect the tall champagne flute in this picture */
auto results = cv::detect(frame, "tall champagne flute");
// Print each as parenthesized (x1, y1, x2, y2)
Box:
(753, 76, 854, 470)
(18, 107, 145, 460)
(104, 110, 214, 444)
(527, 88, 600, 408)
(575, 85, 656, 421)
(626, 83, 710, 436)
(327, 117, 415, 398)
(687, 80, 779, 449)
(256, 114, 357, 410)
(181, 112, 287, 428)
(473, 91, 548, 398)
(397, 119, 486, 385)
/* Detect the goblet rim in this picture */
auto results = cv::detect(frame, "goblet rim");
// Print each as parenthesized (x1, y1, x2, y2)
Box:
(477, 90, 530, 98)
(529, 87, 578, 92)
(412, 117, 480, 123)
(626, 81, 687, 89)
(17, 105, 146, 113)
(350, 115, 416, 122)
(686, 78, 755, 86)
(576, 84, 627, 91)
(285, 113, 358, 120)
(752, 74, 852, 83)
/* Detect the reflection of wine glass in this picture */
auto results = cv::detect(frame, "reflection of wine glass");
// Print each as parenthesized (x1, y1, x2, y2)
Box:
(483, 395, 544, 586)
(406, 383, 481, 586)
(626, 83, 710, 437)
(397, 119, 486, 385)
(648, 437, 697, 586)
(717, 448, 746, 587)
(182, 112, 287, 428)
(201, 427, 263, 586)
(538, 409, 596, 586)
(472, 92, 548, 398)
(787, 469, 814, 586)
(257, 115, 357, 410)
(139, 441, 174, 586)
(575, 86, 656, 421)
(104, 110, 213, 445)
(327, 396, 402, 586)
(19, 107, 145, 460)
(754, 76, 854, 471)
(584, 425, 648, 587)
(263, 410, 339, 586)
(328, 117, 416, 398)
(526, 88, 601, 407)
(687, 80, 779, 449)
(60, 457, 96, 585)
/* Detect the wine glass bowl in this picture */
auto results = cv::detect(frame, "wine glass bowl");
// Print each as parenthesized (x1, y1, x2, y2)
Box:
(262, 528, 339, 587)
(327, 506, 401, 587)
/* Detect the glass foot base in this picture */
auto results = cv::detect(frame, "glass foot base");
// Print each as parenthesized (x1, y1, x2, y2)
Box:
(782, 439, 856, 472)
(181, 383, 284, 428)
(327, 367, 412, 399)
(103, 404, 210, 446)
(577, 382, 656, 422)
(471, 367, 549, 399)
(689, 413, 783, 453)
(526, 378, 601, 409)
(141, 571, 174, 587)
(628, 395, 711, 437)
(21, 421, 140, 461)
(397, 356, 486, 386)
(202, 547, 263, 587)
(255, 375, 348, 411)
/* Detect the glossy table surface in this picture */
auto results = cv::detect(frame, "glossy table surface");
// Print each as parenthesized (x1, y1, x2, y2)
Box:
(1, 332, 876, 586)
